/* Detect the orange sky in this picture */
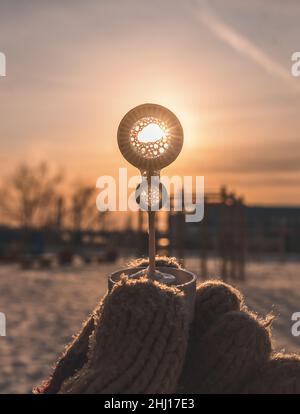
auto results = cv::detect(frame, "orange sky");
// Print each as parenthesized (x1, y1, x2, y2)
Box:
(1, 0, 300, 205)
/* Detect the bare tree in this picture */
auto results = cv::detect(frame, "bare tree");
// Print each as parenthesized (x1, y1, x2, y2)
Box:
(0, 162, 63, 229)
(70, 183, 105, 232)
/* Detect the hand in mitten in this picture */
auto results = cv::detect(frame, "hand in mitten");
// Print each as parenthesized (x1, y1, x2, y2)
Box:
(179, 279, 300, 394)
(241, 352, 300, 393)
(35, 256, 300, 394)
(34, 269, 188, 394)
(178, 280, 273, 393)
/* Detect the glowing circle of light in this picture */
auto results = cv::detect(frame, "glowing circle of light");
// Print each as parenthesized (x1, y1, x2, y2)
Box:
(117, 103, 184, 172)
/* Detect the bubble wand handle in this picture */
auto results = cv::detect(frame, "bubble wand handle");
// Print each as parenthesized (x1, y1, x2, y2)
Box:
(144, 169, 158, 279)
(148, 209, 156, 279)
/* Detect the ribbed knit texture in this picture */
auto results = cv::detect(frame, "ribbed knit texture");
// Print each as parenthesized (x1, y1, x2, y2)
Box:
(191, 280, 244, 339)
(241, 353, 300, 394)
(178, 280, 273, 393)
(128, 256, 182, 269)
(58, 275, 188, 394)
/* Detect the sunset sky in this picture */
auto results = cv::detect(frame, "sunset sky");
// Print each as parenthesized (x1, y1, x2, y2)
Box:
(1, 0, 300, 205)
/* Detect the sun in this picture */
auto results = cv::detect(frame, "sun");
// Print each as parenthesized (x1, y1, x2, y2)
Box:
(129, 116, 170, 159)
(137, 123, 166, 143)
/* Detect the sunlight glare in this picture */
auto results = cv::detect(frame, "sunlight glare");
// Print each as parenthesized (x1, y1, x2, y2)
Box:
(137, 123, 165, 143)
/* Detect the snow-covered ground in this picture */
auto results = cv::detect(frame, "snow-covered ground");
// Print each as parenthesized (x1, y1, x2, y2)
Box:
(0, 257, 299, 394)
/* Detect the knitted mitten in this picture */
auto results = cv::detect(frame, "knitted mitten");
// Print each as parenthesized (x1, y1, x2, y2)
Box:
(35, 258, 300, 394)
(35, 273, 188, 394)
(189, 280, 244, 340)
(241, 353, 300, 393)
(128, 256, 182, 269)
(178, 280, 273, 393)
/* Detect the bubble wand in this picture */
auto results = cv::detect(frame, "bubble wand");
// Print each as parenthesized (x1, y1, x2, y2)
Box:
(118, 103, 183, 280)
